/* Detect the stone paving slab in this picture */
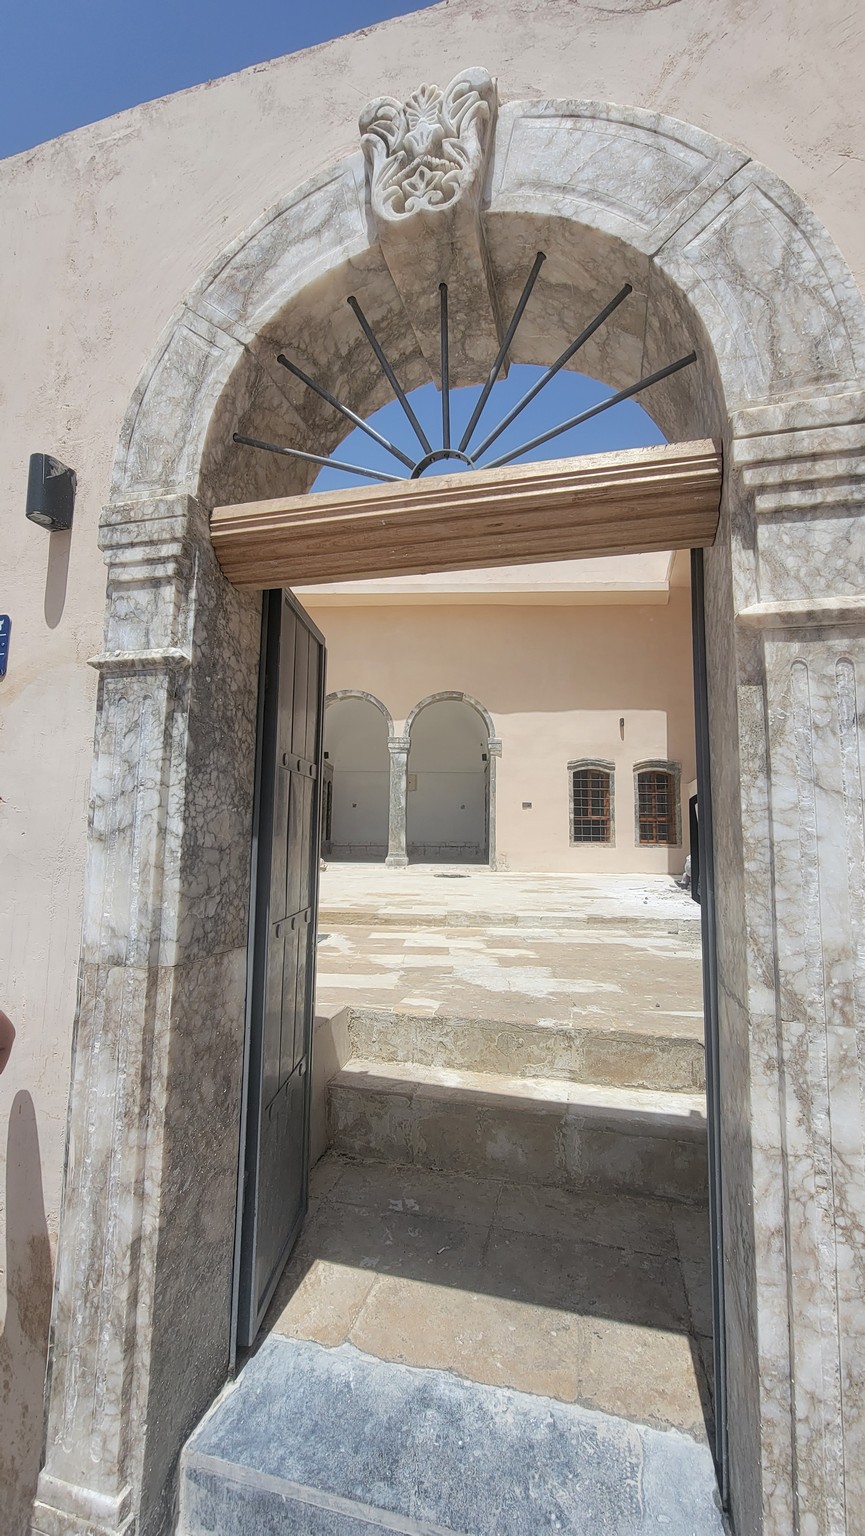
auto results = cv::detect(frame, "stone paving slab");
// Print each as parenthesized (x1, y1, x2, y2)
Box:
(320, 864, 702, 925)
(265, 1153, 713, 1443)
(316, 923, 704, 1037)
(180, 1334, 725, 1535)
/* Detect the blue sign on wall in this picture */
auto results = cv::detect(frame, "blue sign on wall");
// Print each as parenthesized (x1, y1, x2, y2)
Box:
(0, 615, 10, 678)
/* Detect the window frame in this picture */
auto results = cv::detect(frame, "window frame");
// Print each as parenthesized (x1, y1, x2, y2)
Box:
(633, 760, 682, 847)
(568, 759, 615, 846)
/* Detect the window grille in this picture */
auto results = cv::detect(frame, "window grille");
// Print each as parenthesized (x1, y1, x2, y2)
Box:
(571, 768, 611, 843)
(637, 769, 676, 845)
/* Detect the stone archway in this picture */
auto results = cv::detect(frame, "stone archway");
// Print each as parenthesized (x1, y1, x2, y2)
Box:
(403, 691, 500, 867)
(33, 89, 865, 1536)
(323, 690, 393, 860)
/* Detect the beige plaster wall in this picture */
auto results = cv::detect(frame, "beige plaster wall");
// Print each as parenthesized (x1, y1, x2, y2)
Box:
(1, 1, 863, 1523)
(308, 590, 696, 874)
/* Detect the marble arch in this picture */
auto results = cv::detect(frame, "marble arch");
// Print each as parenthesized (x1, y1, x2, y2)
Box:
(325, 687, 394, 736)
(34, 92, 865, 1536)
(404, 689, 497, 741)
(403, 691, 500, 868)
(323, 690, 394, 862)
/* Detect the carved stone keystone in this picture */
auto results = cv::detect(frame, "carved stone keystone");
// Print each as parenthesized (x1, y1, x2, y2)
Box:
(360, 68, 501, 389)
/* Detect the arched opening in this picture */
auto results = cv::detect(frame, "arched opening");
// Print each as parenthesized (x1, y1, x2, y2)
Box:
(35, 92, 865, 1536)
(323, 694, 390, 861)
(406, 695, 492, 863)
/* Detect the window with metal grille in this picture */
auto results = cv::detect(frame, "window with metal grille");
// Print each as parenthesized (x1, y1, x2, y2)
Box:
(571, 767, 612, 843)
(637, 769, 676, 845)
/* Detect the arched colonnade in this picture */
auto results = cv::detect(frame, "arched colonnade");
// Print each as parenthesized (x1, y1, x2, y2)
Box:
(323, 688, 500, 865)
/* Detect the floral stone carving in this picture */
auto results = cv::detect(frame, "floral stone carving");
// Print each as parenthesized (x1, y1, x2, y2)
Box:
(360, 67, 496, 222)
(358, 68, 501, 387)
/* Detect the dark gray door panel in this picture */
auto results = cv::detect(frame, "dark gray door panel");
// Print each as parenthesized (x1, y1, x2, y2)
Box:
(236, 589, 325, 1348)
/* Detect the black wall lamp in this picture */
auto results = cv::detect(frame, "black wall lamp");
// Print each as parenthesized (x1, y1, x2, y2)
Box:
(26, 453, 76, 531)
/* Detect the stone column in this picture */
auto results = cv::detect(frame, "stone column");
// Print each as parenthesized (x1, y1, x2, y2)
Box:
(486, 737, 502, 869)
(711, 392, 865, 1536)
(31, 496, 261, 1536)
(385, 735, 410, 867)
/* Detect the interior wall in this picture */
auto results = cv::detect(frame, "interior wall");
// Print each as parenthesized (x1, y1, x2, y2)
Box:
(324, 697, 389, 858)
(407, 700, 489, 862)
(307, 591, 696, 875)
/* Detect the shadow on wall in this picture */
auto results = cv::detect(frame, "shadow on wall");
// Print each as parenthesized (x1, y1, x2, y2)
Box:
(44, 529, 72, 629)
(0, 1092, 52, 1535)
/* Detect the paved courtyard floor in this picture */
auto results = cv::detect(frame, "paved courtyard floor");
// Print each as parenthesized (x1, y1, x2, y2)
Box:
(317, 865, 704, 1038)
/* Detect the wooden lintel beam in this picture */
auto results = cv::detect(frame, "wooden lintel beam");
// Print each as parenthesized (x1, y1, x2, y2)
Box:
(210, 441, 722, 590)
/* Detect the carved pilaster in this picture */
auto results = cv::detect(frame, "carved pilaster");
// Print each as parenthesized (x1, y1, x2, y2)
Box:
(32, 497, 260, 1536)
(360, 69, 501, 387)
(718, 392, 865, 1534)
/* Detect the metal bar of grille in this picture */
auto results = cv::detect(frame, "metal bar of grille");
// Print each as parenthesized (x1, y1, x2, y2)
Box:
(482, 352, 697, 470)
(459, 251, 546, 454)
(276, 352, 415, 470)
(232, 433, 404, 484)
(347, 295, 433, 455)
(440, 284, 450, 451)
(637, 770, 674, 845)
(571, 769, 611, 842)
(470, 284, 633, 461)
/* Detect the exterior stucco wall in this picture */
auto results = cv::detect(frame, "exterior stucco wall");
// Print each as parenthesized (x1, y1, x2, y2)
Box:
(1, 2, 865, 1528)
(308, 592, 697, 873)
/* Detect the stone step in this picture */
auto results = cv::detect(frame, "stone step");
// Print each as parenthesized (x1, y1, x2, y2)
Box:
(320, 906, 702, 938)
(327, 1061, 707, 1204)
(344, 1004, 706, 1093)
(179, 1335, 725, 1536)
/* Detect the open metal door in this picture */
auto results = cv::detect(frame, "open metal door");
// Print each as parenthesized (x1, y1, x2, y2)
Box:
(690, 549, 729, 1511)
(236, 588, 326, 1349)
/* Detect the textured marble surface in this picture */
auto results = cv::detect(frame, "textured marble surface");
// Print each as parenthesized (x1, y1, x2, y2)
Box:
(32, 497, 260, 1535)
(361, 69, 502, 389)
(109, 101, 865, 518)
(178, 1335, 725, 1536)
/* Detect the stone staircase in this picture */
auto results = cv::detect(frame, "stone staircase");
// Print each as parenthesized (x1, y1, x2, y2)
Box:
(174, 866, 719, 1536)
(326, 1005, 707, 1205)
(176, 908, 717, 1535)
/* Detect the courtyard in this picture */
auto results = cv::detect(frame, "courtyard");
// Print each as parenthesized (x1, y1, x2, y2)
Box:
(262, 864, 713, 1455)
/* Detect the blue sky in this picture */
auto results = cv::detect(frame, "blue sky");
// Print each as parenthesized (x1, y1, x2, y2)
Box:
(311, 371, 664, 491)
(0, 1, 440, 160)
(2, 1, 664, 477)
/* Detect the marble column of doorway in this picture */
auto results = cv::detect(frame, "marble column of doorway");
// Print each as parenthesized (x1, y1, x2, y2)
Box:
(707, 393, 865, 1536)
(385, 735, 410, 867)
(31, 494, 261, 1536)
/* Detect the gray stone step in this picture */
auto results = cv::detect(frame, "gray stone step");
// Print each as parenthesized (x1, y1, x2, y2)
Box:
(344, 1004, 706, 1094)
(178, 1334, 725, 1536)
(327, 1061, 707, 1204)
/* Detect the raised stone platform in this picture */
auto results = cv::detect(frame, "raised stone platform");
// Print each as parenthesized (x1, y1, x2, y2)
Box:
(179, 1335, 725, 1536)
(341, 1003, 705, 1093)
